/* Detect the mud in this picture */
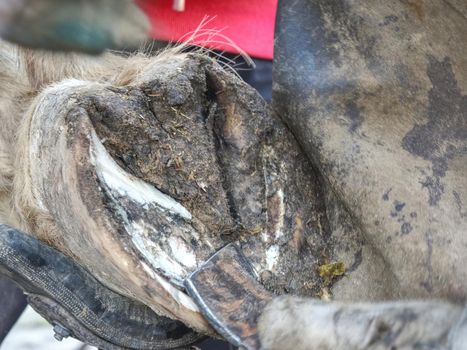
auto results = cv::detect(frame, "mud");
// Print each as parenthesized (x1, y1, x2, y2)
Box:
(79, 54, 334, 298)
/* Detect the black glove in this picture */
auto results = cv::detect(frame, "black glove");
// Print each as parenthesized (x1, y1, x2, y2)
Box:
(0, 224, 202, 350)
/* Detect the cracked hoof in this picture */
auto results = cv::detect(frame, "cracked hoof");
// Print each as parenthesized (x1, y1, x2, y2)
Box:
(14, 53, 332, 332)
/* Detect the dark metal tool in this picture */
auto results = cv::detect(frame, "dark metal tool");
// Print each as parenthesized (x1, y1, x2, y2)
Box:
(185, 244, 273, 350)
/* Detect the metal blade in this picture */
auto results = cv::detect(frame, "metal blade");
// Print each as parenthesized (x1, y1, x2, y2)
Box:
(185, 244, 273, 350)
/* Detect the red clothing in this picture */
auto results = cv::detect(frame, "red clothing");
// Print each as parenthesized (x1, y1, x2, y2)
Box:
(135, 0, 277, 60)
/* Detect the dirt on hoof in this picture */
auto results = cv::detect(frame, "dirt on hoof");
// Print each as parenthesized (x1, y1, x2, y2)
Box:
(23, 53, 338, 331)
(83, 55, 333, 297)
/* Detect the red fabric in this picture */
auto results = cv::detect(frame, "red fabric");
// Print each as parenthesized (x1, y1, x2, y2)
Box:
(135, 0, 277, 60)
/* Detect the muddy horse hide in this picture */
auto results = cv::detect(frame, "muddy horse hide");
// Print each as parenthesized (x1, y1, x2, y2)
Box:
(273, 0, 467, 301)
(257, 0, 467, 348)
(0, 0, 465, 349)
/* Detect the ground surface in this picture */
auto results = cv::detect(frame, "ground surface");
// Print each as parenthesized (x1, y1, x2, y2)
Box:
(2, 307, 95, 350)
